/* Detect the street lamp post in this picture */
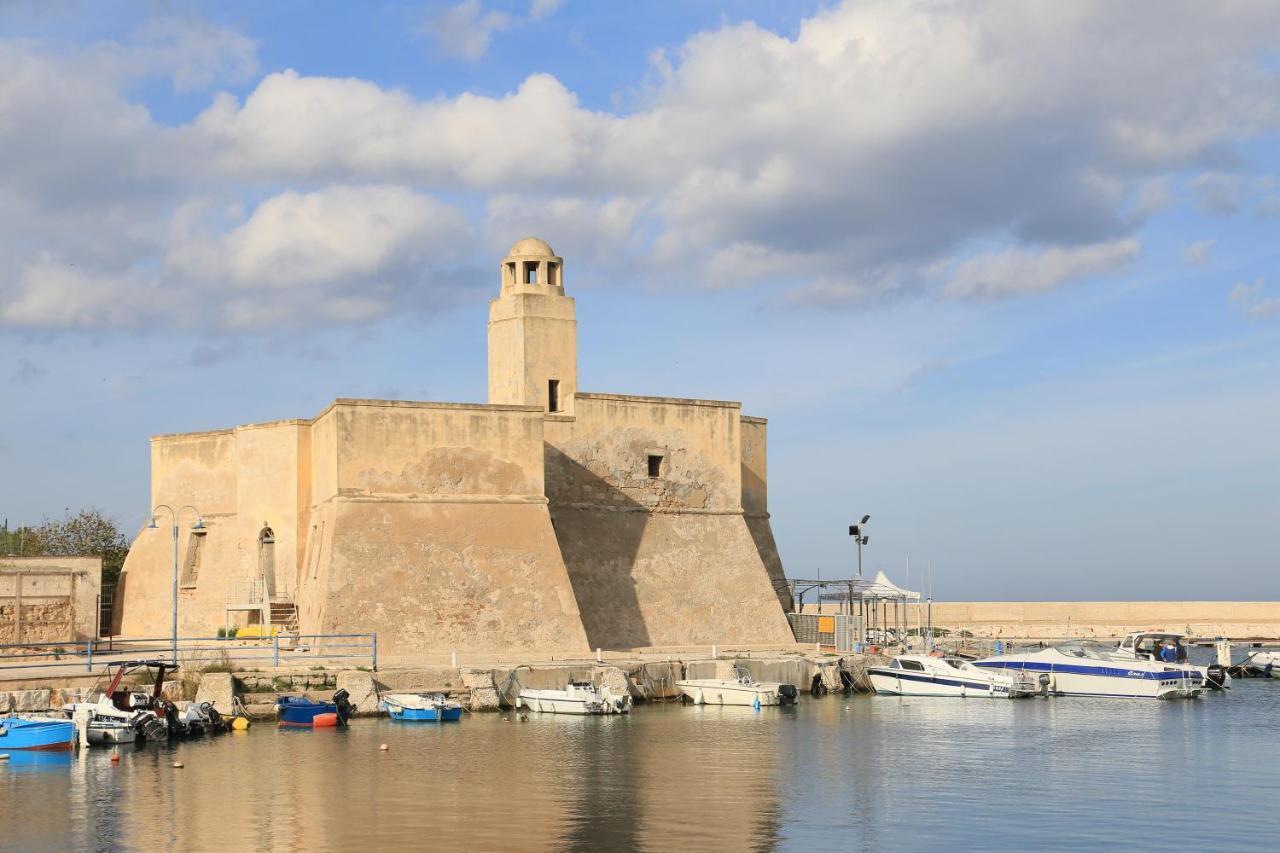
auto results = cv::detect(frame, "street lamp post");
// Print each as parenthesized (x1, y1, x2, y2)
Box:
(848, 514, 870, 578)
(148, 505, 204, 663)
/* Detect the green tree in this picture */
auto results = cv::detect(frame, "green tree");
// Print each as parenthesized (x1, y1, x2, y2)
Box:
(28, 508, 131, 582)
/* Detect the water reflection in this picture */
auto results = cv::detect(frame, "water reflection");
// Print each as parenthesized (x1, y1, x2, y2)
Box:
(3, 683, 1279, 851)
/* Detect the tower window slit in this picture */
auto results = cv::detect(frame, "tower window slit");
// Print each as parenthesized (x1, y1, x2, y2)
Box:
(548, 379, 560, 412)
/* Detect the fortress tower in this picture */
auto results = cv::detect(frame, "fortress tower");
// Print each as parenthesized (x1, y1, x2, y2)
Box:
(488, 237, 577, 415)
(117, 238, 794, 654)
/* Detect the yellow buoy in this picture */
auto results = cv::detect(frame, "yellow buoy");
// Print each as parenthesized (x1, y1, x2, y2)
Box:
(231, 717, 250, 731)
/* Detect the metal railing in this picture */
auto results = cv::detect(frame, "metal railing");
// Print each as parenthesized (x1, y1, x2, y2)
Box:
(0, 632, 377, 676)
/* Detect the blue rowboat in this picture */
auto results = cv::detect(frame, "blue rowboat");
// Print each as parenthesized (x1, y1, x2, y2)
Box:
(379, 693, 463, 722)
(0, 717, 76, 750)
(276, 696, 337, 728)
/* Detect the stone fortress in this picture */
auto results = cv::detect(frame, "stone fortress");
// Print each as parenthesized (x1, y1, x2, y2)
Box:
(118, 239, 795, 654)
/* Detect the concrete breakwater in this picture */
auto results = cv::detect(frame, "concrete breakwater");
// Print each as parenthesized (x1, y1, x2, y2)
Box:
(928, 601, 1280, 640)
(0, 653, 877, 716)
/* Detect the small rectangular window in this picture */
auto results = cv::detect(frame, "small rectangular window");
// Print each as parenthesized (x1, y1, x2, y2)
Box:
(900, 659, 925, 672)
(647, 454, 663, 478)
(548, 379, 560, 412)
(506, 262, 516, 283)
(525, 262, 538, 284)
(546, 262, 558, 285)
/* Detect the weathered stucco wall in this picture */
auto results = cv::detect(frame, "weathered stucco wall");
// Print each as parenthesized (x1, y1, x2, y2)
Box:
(740, 416, 792, 612)
(298, 401, 589, 654)
(0, 557, 101, 642)
(318, 399, 546, 500)
(120, 431, 239, 637)
(299, 500, 589, 654)
(931, 601, 1280, 639)
(546, 394, 794, 649)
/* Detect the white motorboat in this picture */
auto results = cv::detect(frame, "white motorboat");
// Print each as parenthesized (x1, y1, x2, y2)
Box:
(675, 666, 799, 707)
(86, 717, 137, 746)
(1241, 648, 1280, 677)
(868, 654, 1037, 698)
(1115, 632, 1231, 688)
(519, 681, 631, 715)
(974, 641, 1205, 699)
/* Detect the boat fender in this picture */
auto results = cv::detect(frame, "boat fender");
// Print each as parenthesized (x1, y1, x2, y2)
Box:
(753, 696, 761, 711)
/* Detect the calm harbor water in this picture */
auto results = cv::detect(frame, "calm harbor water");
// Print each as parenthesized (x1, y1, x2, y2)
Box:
(4, 678, 1279, 851)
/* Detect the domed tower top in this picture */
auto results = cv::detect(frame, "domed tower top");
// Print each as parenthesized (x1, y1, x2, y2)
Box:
(501, 236, 564, 294)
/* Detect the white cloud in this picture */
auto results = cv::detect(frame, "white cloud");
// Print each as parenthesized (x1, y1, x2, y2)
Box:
(419, 1, 512, 61)
(1229, 278, 1280, 319)
(1194, 172, 1244, 214)
(1183, 240, 1213, 266)
(945, 240, 1140, 300)
(5, 1, 1280, 331)
(529, 0, 564, 21)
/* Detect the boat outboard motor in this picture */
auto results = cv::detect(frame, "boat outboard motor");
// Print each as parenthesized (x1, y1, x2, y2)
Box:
(809, 673, 826, 696)
(201, 702, 227, 733)
(1205, 665, 1230, 689)
(1037, 673, 1052, 696)
(333, 689, 355, 727)
(776, 684, 799, 706)
(161, 700, 184, 738)
(839, 668, 857, 695)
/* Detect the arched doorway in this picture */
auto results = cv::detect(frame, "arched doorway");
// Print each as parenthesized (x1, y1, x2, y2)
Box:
(258, 525, 276, 599)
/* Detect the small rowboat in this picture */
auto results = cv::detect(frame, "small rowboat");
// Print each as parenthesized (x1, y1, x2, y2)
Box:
(277, 690, 356, 727)
(380, 693, 464, 722)
(277, 696, 338, 728)
(0, 717, 76, 750)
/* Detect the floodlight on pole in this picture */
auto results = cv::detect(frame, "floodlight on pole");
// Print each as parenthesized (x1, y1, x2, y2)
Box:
(849, 515, 871, 578)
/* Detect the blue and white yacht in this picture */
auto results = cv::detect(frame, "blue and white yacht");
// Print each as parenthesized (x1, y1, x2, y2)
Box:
(973, 641, 1205, 699)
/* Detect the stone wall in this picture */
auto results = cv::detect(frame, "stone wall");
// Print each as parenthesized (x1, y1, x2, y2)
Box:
(930, 601, 1280, 639)
(546, 394, 794, 650)
(0, 557, 101, 642)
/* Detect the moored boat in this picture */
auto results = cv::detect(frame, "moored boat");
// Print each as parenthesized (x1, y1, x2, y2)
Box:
(519, 681, 631, 715)
(676, 666, 798, 708)
(277, 689, 356, 727)
(869, 654, 1037, 698)
(1115, 631, 1231, 689)
(974, 641, 1205, 699)
(0, 717, 77, 750)
(1241, 648, 1280, 677)
(380, 693, 463, 722)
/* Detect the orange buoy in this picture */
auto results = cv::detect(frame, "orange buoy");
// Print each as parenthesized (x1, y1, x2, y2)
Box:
(312, 712, 339, 728)
(111, 754, 120, 763)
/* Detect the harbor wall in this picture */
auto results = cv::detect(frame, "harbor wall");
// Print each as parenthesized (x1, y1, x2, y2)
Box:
(929, 601, 1280, 639)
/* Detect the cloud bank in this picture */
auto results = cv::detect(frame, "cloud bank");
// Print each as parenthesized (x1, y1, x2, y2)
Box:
(3, 1, 1280, 331)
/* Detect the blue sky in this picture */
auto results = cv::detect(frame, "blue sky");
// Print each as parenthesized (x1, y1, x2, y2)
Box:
(1, 1, 1277, 600)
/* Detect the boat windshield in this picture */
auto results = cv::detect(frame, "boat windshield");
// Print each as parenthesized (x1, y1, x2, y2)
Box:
(1055, 641, 1116, 660)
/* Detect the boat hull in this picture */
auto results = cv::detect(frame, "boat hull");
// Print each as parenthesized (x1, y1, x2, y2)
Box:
(976, 661, 1204, 699)
(87, 721, 138, 745)
(0, 718, 76, 750)
(519, 689, 630, 715)
(277, 698, 339, 727)
(387, 705, 463, 722)
(675, 680, 791, 707)
(868, 668, 1027, 698)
